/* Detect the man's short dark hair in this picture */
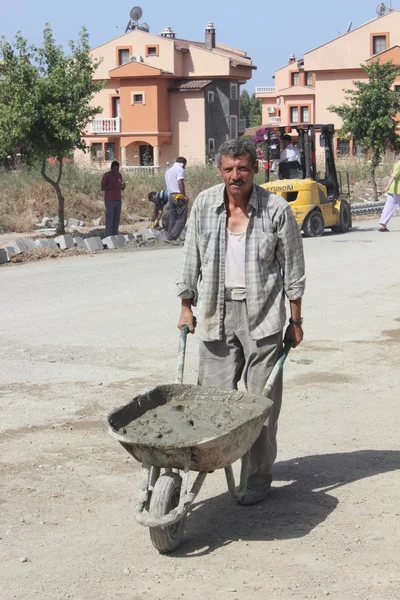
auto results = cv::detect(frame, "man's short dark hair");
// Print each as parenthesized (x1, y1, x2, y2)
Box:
(216, 139, 257, 166)
(282, 134, 292, 142)
(175, 157, 187, 166)
(111, 160, 120, 168)
(148, 191, 157, 201)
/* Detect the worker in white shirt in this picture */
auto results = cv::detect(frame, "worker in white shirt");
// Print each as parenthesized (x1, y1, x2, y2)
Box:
(280, 134, 301, 163)
(165, 157, 189, 242)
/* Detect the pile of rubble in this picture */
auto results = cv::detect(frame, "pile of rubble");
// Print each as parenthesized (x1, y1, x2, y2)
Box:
(0, 228, 162, 265)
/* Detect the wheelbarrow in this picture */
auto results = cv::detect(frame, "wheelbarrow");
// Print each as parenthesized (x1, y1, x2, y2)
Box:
(107, 326, 292, 554)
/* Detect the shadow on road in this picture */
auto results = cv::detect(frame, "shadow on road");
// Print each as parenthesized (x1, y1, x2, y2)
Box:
(171, 450, 400, 558)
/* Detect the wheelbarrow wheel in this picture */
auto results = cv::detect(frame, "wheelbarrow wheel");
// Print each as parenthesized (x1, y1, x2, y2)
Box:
(149, 472, 186, 554)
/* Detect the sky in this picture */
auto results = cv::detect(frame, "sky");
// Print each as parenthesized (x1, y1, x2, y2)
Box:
(1, 0, 398, 89)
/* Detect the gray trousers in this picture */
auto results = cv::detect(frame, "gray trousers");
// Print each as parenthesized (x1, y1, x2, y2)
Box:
(167, 196, 188, 240)
(105, 200, 122, 237)
(198, 299, 283, 491)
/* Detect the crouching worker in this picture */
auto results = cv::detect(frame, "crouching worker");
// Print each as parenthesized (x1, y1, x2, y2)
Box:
(148, 188, 169, 229)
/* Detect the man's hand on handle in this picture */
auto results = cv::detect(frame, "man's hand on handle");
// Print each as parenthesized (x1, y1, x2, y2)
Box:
(178, 300, 196, 333)
(284, 323, 303, 348)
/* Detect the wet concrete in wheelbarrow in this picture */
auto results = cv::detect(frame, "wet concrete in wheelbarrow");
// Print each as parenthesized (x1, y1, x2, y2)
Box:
(121, 386, 268, 447)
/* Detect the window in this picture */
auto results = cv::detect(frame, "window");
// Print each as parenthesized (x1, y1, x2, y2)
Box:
(373, 35, 387, 55)
(230, 115, 238, 139)
(291, 72, 300, 86)
(208, 90, 215, 103)
(91, 143, 103, 161)
(306, 72, 313, 87)
(337, 139, 350, 156)
(208, 138, 215, 154)
(230, 83, 238, 101)
(301, 106, 309, 123)
(105, 142, 116, 162)
(131, 92, 145, 105)
(395, 85, 400, 93)
(146, 45, 158, 57)
(290, 107, 299, 123)
(112, 97, 120, 118)
(118, 49, 130, 65)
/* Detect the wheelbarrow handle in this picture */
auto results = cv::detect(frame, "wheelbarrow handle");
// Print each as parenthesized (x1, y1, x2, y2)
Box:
(176, 325, 190, 384)
(264, 340, 293, 397)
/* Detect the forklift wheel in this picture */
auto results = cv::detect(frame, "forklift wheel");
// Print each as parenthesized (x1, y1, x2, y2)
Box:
(303, 210, 325, 238)
(331, 200, 351, 233)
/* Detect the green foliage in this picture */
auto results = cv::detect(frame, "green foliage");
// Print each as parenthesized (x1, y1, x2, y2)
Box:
(329, 60, 400, 198)
(240, 89, 262, 128)
(0, 25, 104, 231)
(0, 25, 103, 162)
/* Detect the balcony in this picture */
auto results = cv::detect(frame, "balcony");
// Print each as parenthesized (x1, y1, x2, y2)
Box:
(269, 116, 281, 124)
(90, 117, 121, 134)
(255, 86, 275, 94)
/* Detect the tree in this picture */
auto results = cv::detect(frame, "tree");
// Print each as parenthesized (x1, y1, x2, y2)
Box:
(0, 25, 103, 232)
(240, 89, 251, 124)
(329, 60, 400, 200)
(240, 90, 262, 128)
(249, 94, 262, 127)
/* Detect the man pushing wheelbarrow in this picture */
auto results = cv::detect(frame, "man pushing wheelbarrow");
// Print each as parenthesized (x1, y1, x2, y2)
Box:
(108, 138, 306, 553)
(176, 138, 306, 506)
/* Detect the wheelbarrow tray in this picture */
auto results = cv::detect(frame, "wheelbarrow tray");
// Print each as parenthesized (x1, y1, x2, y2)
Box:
(107, 383, 272, 473)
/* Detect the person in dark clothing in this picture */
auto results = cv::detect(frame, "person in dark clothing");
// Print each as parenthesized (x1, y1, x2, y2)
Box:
(101, 161, 125, 236)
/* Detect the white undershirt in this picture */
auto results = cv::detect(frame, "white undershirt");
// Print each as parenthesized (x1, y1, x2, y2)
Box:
(225, 228, 246, 288)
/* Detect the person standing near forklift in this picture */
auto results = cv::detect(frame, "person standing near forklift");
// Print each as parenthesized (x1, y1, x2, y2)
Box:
(176, 139, 306, 505)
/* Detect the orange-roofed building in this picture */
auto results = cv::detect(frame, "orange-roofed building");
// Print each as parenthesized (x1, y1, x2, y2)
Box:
(78, 22, 255, 168)
(255, 6, 400, 155)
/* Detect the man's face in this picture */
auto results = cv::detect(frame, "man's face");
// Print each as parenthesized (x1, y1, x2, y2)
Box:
(111, 164, 119, 174)
(281, 139, 289, 150)
(218, 153, 258, 198)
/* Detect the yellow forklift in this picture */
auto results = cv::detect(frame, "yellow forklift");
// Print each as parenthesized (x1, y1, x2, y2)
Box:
(261, 124, 351, 237)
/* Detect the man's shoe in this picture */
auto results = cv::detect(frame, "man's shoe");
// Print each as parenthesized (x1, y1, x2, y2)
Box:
(238, 486, 271, 506)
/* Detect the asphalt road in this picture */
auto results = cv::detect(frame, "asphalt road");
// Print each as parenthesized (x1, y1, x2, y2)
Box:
(1, 218, 399, 600)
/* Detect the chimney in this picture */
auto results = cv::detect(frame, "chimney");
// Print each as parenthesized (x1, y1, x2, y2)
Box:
(205, 22, 216, 50)
(288, 53, 296, 64)
(160, 26, 176, 39)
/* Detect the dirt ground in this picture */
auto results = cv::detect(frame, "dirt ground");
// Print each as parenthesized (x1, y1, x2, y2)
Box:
(0, 218, 399, 600)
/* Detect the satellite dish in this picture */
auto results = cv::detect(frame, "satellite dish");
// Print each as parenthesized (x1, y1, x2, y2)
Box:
(138, 22, 150, 32)
(130, 6, 143, 21)
(376, 3, 391, 16)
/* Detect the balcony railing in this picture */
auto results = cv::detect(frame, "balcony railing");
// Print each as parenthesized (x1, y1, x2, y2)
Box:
(238, 118, 247, 132)
(269, 116, 282, 124)
(255, 86, 275, 94)
(90, 117, 121, 134)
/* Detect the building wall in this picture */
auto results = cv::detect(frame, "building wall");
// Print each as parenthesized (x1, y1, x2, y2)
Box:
(304, 11, 400, 71)
(314, 70, 367, 125)
(166, 92, 206, 165)
(91, 30, 176, 80)
(182, 46, 230, 77)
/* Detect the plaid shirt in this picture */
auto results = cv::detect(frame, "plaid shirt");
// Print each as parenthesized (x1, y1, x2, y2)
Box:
(176, 183, 306, 342)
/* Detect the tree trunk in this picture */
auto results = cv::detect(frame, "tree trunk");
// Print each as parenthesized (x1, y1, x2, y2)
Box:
(41, 159, 65, 233)
(370, 166, 378, 201)
(55, 183, 65, 234)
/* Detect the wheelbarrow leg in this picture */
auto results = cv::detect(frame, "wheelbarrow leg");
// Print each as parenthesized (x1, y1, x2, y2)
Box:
(225, 452, 251, 500)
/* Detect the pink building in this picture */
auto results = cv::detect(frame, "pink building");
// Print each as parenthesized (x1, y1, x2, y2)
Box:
(255, 6, 400, 155)
(78, 22, 255, 167)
